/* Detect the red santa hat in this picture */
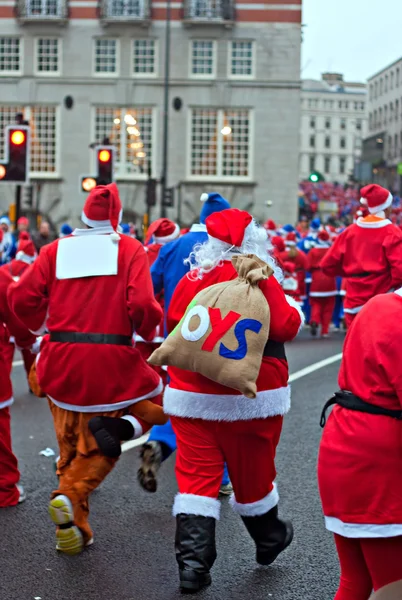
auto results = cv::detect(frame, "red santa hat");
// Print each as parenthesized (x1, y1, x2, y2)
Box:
(360, 184, 393, 215)
(264, 219, 277, 235)
(16, 236, 37, 264)
(285, 232, 297, 247)
(82, 183, 122, 234)
(316, 229, 331, 247)
(205, 208, 253, 247)
(145, 218, 180, 246)
(271, 235, 285, 253)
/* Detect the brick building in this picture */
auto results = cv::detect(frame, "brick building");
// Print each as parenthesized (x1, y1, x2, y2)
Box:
(0, 0, 302, 228)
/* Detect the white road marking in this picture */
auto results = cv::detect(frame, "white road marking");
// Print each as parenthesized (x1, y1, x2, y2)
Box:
(288, 353, 343, 383)
(13, 353, 342, 454)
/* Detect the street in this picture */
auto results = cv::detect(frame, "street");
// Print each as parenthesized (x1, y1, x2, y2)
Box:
(3, 330, 345, 600)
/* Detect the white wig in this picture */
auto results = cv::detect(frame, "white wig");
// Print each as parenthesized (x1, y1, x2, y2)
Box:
(185, 220, 283, 283)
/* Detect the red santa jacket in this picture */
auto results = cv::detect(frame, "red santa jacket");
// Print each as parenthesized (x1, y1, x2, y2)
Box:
(8, 230, 163, 412)
(281, 262, 302, 305)
(320, 215, 402, 314)
(0, 269, 36, 408)
(318, 291, 402, 538)
(280, 248, 307, 297)
(306, 246, 337, 297)
(163, 260, 303, 422)
(0, 259, 31, 281)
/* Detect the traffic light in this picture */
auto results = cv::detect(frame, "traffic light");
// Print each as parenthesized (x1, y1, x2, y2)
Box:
(309, 171, 325, 183)
(0, 125, 30, 183)
(80, 145, 115, 193)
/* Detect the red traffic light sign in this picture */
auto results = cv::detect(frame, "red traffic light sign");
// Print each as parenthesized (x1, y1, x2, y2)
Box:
(80, 145, 115, 193)
(98, 149, 111, 163)
(0, 125, 30, 184)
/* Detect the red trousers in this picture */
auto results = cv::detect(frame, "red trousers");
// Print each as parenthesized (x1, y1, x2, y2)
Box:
(334, 534, 402, 600)
(310, 297, 336, 335)
(344, 312, 358, 330)
(3, 342, 35, 380)
(171, 416, 283, 504)
(0, 407, 20, 507)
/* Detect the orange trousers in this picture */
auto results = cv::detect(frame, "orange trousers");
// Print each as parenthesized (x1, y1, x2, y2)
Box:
(49, 401, 151, 543)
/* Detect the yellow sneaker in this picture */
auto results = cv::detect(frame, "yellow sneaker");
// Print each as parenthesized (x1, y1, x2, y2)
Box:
(49, 495, 83, 556)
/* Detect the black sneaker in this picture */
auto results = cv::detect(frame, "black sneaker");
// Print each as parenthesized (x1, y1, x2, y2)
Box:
(179, 570, 212, 594)
(137, 441, 162, 493)
(310, 321, 318, 337)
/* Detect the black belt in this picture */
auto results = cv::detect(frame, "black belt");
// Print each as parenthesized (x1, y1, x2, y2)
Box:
(50, 332, 132, 346)
(348, 272, 373, 278)
(320, 390, 402, 428)
(263, 340, 286, 360)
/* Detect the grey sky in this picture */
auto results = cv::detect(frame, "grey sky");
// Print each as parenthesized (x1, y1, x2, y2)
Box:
(302, 0, 401, 83)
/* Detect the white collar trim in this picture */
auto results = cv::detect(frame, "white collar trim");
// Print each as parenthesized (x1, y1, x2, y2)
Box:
(190, 223, 207, 233)
(356, 218, 392, 229)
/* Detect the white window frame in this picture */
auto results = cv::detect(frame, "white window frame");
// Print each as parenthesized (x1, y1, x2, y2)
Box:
(0, 37, 23, 77)
(17, 105, 60, 179)
(227, 40, 256, 80)
(34, 37, 61, 77)
(93, 38, 120, 78)
(189, 39, 216, 80)
(91, 106, 157, 181)
(131, 38, 158, 78)
(186, 107, 253, 183)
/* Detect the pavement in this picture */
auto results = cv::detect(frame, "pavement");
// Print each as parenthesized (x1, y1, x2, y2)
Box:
(3, 328, 345, 600)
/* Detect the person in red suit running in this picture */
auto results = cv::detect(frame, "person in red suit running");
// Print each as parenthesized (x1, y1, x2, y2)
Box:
(318, 290, 402, 599)
(306, 230, 337, 337)
(280, 232, 307, 302)
(321, 184, 402, 329)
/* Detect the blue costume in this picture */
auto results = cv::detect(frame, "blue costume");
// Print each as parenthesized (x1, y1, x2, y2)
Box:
(148, 193, 231, 486)
(0, 217, 17, 264)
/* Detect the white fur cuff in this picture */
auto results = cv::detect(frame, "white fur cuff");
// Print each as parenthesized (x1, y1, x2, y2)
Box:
(173, 493, 221, 520)
(284, 294, 305, 334)
(122, 415, 143, 439)
(230, 484, 279, 516)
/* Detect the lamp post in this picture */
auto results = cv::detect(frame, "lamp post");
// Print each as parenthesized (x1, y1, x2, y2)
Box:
(160, 0, 171, 218)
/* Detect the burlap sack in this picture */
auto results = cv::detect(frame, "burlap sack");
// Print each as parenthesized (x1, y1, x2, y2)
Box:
(148, 254, 272, 398)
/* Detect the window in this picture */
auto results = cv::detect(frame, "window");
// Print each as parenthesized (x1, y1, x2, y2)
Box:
(339, 157, 346, 174)
(396, 100, 399, 120)
(94, 107, 154, 177)
(388, 135, 392, 159)
(345, 102, 349, 109)
(189, 108, 251, 179)
(338, 101, 342, 109)
(356, 119, 362, 131)
(106, 0, 145, 17)
(35, 38, 60, 75)
(369, 84, 373, 99)
(340, 137, 346, 149)
(384, 105, 388, 124)
(375, 81, 378, 98)
(361, 102, 365, 110)
(191, 40, 215, 77)
(132, 39, 156, 76)
(309, 135, 315, 148)
(380, 78, 383, 95)
(325, 117, 331, 129)
(229, 41, 254, 78)
(374, 110, 377, 127)
(26, 0, 62, 17)
(94, 39, 118, 75)
(340, 118, 346, 130)
(0, 37, 21, 75)
(324, 156, 330, 174)
(309, 155, 315, 172)
(325, 136, 330, 148)
(397, 68, 400, 87)
(309, 116, 316, 128)
(0, 105, 57, 174)
(391, 71, 394, 89)
(385, 75, 388, 92)
(369, 113, 372, 130)
(390, 102, 394, 121)
(394, 134, 398, 157)
(379, 107, 383, 125)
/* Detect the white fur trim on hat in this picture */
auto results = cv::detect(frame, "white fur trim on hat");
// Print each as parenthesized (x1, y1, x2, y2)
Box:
(154, 223, 180, 244)
(15, 251, 36, 264)
(200, 193, 209, 202)
(81, 208, 123, 229)
(230, 484, 279, 516)
(173, 493, 221, 519)
(368, 192, 393, 214)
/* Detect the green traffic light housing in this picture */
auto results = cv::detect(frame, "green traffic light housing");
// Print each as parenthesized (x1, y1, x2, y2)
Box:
(309, 171, 325, 183)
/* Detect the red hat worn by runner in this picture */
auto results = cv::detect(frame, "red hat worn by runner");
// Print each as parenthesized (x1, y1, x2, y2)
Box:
(205, 208, 253, 247)
(271, 236, 285, 253)
(360, 184, 393, 215)
(145, 218, 180, 246)
(81, 183, 122, 233)
(16, 237, 37, 264)
(285, 232, 297, 247)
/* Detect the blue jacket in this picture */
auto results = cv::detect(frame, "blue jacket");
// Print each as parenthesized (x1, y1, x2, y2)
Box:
(2, 231, 17, 264)
(151, 224, 208, 334)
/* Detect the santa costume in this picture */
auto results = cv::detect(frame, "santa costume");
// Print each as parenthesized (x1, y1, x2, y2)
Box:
(280, 232, 307, 301)
(138, 192, 231, 493)
(281, 261, 302, 306)
(318, 291, 402, 598)
(0, 262, 37, 507)
(1, 234, 38, 382)
(163, 208, 304, 592)
(264, 219, 277, 239)
(9, 183, 165, 555)
(306, 230, 337, 337)
(321, 184, 402, 329)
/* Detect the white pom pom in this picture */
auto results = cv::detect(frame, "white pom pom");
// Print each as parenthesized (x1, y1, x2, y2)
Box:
(360, 197, 367, 205)
(110, 232, 120, 242)
(200, 258, 214, 271)
(200, 193, 209, 202)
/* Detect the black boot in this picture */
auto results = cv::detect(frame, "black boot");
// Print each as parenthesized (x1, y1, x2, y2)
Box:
(241, 506, 293, 566)
(88, 416, 135, 458)
(310, 321, 318, 337)
(175, 514, 217, 594)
